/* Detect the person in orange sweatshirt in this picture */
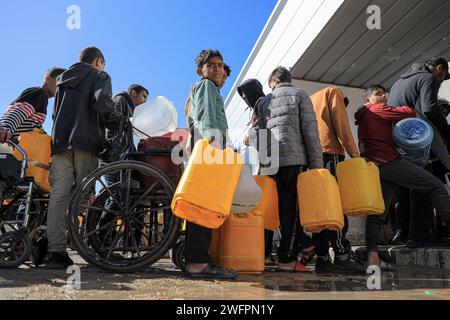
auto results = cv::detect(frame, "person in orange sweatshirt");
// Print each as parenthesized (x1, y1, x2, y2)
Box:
(310, 86, 364, 274)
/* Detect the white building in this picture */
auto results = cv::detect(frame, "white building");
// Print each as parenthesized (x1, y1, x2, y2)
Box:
(225, 0, 450, 243)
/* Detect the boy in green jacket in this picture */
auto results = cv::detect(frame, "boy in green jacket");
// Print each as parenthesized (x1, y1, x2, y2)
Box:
(184, 49, 236, 280)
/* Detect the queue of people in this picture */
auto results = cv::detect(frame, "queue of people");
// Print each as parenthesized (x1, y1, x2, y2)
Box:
(235, 57, 450, 276)
(0, 46, 449, 280)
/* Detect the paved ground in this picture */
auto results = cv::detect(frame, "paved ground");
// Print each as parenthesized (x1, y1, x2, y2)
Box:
(1, 251, 450, 300)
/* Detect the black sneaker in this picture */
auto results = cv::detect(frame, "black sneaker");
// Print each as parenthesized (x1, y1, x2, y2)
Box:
(334, 254, 366, 274)
(391, 229, 407, 245)
(315, 256, 362, 275)
(185, 263, 237, 280)
(46, 252, 74, 270)
(315, 257, 345, 275)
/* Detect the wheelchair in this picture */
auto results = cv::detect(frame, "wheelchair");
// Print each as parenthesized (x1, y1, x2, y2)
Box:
(66, 122, 187, 273)
(0, 140, 49, 268)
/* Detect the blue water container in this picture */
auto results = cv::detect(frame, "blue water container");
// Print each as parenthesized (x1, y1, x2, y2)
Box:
(393, 118, 434, 167)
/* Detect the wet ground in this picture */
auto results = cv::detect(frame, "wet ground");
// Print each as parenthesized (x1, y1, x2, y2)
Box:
(1, 251, 450, 300)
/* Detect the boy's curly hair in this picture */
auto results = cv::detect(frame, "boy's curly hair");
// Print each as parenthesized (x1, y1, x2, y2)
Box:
(195, 49, 223, 68)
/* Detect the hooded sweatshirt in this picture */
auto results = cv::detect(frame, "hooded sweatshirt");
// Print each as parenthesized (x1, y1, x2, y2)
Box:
(310, 87, 359, 158)
(238, 79, 265, 109)
(52, 62, 115, 156)
(388, 66, 450, 140)
(238, 79, 265, 128)
(354, 103, 416, 165)
(235, 79, 266, 151)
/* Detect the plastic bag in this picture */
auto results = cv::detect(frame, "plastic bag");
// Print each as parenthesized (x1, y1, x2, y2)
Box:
(132, 96, 178, 139)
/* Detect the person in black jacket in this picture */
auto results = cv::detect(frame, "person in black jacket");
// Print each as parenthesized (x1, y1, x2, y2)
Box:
(46, 47, 116, 269)
(102, 84, 149, 164)
(238, 79, 277, 261)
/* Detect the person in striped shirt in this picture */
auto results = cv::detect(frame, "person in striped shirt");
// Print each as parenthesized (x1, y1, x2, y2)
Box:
(0, 67, 66, 143)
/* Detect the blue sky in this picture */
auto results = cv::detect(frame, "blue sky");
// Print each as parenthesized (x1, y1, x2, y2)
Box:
(0, 0, 277, 133)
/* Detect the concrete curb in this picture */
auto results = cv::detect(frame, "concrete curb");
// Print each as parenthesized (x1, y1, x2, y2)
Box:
(355, 246, 450, 271)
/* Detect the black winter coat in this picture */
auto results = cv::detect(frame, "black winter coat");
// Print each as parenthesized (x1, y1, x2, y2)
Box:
(52, 62, 116, 156)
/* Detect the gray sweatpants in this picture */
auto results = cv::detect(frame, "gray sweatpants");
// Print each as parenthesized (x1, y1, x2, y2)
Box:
(47, 149, 98, 253)
(366, 158, 450, 252)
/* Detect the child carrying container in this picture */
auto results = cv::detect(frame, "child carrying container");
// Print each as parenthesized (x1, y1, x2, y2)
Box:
(182, 49, 237, 280)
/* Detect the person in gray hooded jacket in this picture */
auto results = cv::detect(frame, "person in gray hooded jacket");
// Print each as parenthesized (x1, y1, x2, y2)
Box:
(254, 67, 323, 272)
(388, 58, 450, 171)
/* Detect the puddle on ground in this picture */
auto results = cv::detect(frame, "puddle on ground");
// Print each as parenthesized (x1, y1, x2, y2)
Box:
(255, 269, 450, 292)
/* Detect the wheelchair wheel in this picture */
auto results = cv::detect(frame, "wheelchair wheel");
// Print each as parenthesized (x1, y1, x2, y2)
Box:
(30, 227, 48, 267)
(0, 231, 32, 268)
(68, 161, 182, 273)
(171, 239, 186, 271)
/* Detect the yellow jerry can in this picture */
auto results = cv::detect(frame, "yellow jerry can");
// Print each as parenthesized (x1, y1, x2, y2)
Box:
(252, 175, 280, 231)
(171, 139, 243, 229)
(336, 158, 385, 216)
(297, 169, 344, 233)
(12, 129, 52, 193)
(218, 213, 265, 274)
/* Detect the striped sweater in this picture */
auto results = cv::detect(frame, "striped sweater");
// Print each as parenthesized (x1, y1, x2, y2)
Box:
(0, 87, 48, 137)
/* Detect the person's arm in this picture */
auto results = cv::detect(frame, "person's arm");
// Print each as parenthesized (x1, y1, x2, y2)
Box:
(329, 91, 360, 158)
(373, 104, 417, 121)
(299, 93, 324, 169)
(91, 72, 116, 126)
(0, 102, 36, 142)
(184, 95, 191, 131)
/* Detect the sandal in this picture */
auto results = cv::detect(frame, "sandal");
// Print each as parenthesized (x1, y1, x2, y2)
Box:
(276, 261, 310, 273)
(184, 263, 237, 280)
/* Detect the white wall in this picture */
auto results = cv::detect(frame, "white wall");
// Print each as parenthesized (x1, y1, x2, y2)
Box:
(225, 0, 345, 145)
(439, 79, 450, 100)
(439, 79, 450, 122)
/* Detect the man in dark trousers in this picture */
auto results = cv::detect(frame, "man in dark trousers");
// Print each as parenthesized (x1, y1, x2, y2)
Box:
(388, 58, 450, 245)
(0, 67, 66, 142)
(310, 87, 363, 274)
(46, 47, 116, 269)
